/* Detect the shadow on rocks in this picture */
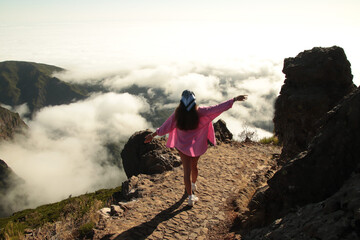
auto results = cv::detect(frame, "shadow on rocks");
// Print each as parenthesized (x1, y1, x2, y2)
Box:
(100, 193, 191, 240)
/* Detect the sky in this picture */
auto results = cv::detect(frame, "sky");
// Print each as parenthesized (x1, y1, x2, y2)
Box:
(1, 0, 359, 69)
(0, 0, 359, 80)
(1, 0, 359, 24)
(0, 0, 359, 213)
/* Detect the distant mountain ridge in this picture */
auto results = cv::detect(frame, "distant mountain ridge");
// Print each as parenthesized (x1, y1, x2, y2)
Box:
(0, 61, 88, 117)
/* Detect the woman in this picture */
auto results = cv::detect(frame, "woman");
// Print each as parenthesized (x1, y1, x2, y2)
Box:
(144, 90, 247, 206)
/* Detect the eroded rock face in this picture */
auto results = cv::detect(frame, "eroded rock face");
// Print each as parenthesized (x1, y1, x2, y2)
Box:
(245, 172, 360, 240)
(121, 130, 181, 178)
(246, 87, 360, 229)
(0, 106, 27, 141)
(274, 46, 356, 161)
(0, 159, 15, 190)
(214, 119, 233, 143)
(0, 159, 26, 217)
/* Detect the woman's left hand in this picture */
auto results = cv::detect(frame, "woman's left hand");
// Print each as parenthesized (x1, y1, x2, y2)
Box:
(234, 95, 248, 101)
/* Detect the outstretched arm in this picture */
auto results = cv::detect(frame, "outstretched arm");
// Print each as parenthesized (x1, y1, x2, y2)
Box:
(144, 113, 176, 143)
(200, 95, 248, 121)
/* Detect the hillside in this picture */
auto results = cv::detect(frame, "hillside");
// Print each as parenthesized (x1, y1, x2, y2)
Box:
(0, 185, 122, 239)
(0, 61, 177, 128)
(0, 61, 88, 116)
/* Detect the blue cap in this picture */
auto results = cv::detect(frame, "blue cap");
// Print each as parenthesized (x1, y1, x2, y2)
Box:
(181, 90, 196, 111)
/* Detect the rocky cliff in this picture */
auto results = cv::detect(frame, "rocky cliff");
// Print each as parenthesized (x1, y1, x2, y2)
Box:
(0, 106, 28, 217)
(0, 159, 25, 217)
(238, 47, 360, 239)
(0, 159, 20, 191)
(274, 46, 356, 161)
(244, 89, 360, 240)
(0, 105, 27, 141)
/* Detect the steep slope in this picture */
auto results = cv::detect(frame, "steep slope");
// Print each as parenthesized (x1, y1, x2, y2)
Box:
(0, 61, 88, 116)
(0, 105, 27, 141)
(0, 159, 22, 193)
(0, 159, 25, 218)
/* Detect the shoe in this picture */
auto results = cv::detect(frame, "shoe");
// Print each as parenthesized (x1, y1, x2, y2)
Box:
(191, 182, 197, 193)
(188, 195, 199, 206)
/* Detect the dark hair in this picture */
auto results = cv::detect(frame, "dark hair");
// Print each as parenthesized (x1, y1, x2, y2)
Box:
(175, 102, 199, 130)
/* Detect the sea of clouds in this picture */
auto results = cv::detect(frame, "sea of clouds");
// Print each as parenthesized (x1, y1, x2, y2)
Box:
(0, 59, 283, 214)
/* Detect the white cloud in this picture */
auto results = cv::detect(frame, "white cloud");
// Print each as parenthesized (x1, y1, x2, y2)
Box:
(56, 59, 283, 140)
(166, 73, 223, 102)
(103, 65, 175, 90)
(0, 92, 150, 212)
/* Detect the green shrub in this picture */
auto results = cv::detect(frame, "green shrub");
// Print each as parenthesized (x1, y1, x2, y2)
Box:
(78, 222, 95, 239)
(259, 136, 280, 145)
(0, 186, 121, 239)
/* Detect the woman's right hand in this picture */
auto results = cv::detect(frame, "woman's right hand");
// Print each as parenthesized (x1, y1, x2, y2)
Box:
(234, 95, 248, 102)
(144, 132, 157, 143)
(144, 134, 153, 143)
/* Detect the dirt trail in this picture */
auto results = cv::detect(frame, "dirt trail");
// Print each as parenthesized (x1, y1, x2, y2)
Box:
(94, 142, 281, 240)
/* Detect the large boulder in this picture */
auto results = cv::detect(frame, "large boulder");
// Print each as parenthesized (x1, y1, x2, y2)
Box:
(246, 86, 360, 228)
(274, 46, 356, 161)
(121, 130, 181, 178)
(214, 119, 233, 143)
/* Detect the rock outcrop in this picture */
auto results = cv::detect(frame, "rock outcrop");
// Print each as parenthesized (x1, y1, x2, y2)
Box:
(0, 159, 17, 191)
(274, 46, 356, 161)
(0, 105, 27, 141)
(245, 172, 360, 240)
(121, 130, 181, 178)
(0, 159, 25, 217)
(214, 119, 233, 143)
(244, 86, 360, 234)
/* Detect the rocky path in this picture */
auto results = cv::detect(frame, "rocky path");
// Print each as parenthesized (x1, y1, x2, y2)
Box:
(94, 142, 281, 240)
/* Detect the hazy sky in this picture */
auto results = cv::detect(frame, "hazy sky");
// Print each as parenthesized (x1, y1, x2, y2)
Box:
(1, 0, 359, 25)
(1, 0, 359, 81)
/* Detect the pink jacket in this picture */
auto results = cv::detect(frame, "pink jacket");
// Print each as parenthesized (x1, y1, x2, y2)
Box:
(156, 99, 234, 157)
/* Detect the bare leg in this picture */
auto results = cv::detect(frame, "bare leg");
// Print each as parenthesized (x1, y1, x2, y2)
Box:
(178, 151, 192, 196)
(191, 157, 199, 184)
